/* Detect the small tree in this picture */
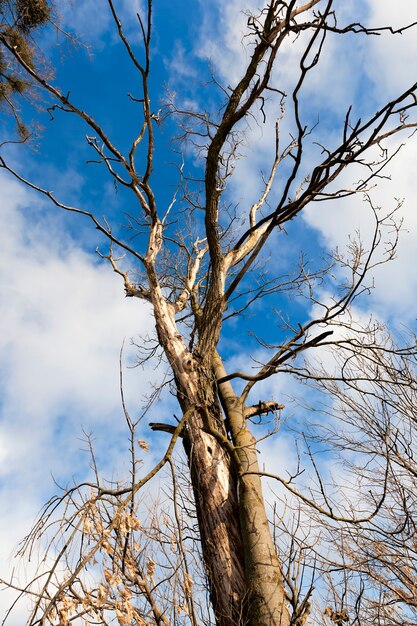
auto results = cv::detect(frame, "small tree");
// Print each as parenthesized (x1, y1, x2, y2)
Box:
(1, 1, 417, 625)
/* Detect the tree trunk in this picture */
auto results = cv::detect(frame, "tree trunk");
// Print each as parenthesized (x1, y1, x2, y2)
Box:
(151, 290, 289, 625)
(150, 291, 248, 624)
(179, 367, 291, 625)
(213, 354, 291, 626)
(238, 440, 290, 626)
(183, 408, 248, 625)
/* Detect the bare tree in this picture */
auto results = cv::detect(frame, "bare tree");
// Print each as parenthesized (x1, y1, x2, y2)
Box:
(292, 330, 417, 626)
(1, 1, 417, 625)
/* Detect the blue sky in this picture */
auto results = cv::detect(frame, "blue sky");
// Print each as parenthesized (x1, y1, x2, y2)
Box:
(2, 0, 417, 621)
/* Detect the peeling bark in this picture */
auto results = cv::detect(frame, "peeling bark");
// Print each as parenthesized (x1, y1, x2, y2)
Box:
(150, 286, 247, 624)
(183, 410, 247, 626)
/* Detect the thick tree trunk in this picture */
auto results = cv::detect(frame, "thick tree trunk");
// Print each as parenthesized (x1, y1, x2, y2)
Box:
(183, 408, 247, 625)
(179, 367, 291, 625)
(213, 354, 291, 626)
(151, 287, 289, 624)
(150, 291, 248, 624)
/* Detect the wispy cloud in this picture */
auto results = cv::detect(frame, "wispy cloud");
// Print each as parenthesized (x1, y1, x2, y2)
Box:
(55, 0, 145, 49)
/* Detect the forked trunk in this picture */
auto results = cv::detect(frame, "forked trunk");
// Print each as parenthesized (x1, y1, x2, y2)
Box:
(181, 381, 290, 626)
(152, 293, 289, 624)
(213, 354, 291, 626)
(151, 293, 248, 623)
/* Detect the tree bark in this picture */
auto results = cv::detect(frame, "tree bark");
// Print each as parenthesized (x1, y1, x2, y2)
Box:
(150, 289, 248, 624)
(213, 353, 291, 626)
(183, 407, 247, 625)
(237, 433, 290, 626)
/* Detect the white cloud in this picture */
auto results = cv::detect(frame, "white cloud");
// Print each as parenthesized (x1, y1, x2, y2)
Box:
(299, 4, 417, 322)
(0, 171, 160, 623)
(365, 1, 417, 99)
(57, 0, 145, 48)
(195, 0, 368, 116)
(196, 0, 259, 86)
(303, 137, 417, 323)
(166, 40, 198, 81)
(56, 1, 111, 48)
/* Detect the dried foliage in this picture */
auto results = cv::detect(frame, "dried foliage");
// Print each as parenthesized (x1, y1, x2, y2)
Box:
(0, 0, 52, 136)
(15, 0, 51, 31)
